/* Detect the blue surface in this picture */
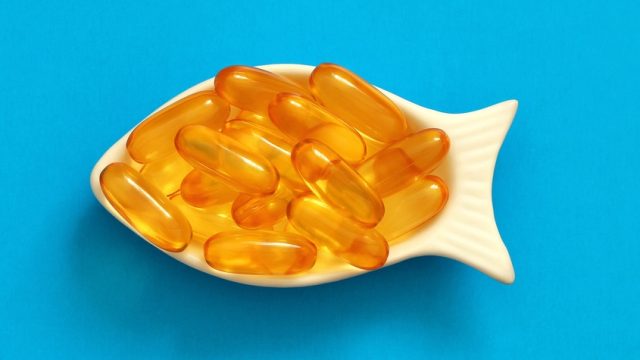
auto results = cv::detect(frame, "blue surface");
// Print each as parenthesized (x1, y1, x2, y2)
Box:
(1, 1, 638, 358)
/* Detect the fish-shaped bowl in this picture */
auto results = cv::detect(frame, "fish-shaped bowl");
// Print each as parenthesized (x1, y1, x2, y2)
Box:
(90, 64, 518, 287)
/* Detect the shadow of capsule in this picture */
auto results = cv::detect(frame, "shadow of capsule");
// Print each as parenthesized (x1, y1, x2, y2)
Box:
(71, 201, 479, 358)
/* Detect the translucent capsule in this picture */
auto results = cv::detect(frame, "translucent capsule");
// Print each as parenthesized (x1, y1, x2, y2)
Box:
(139, 154, 192, 196)
(309, 63, 408, 143)
(236, 110, 279, 131)
(357, 128, 450, 197)
(100, 163, 191, 252)
(279, 71, 311, 91)
(180, 170, 237, 208)
(291, 140, 384, 227)
(231, 184, 293, 229)
(171, 195, 238, 241)
(175, 125, 279, 195)
(271, 218, 289, 232)
(267, 93, 366, 163)
(376, 175, 449, 242)
(214, 65, 309, 117)
(127, 91, 229, 163)
(204, 230, 317, 275)
(223, 120, 306, 192)
(287, 195, 388, 270)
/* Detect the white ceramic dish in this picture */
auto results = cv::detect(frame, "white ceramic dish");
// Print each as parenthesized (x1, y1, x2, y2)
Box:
(90, 64, 517, 287)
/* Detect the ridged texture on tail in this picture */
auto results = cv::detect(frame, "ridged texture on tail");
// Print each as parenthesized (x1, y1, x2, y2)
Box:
(385, 98, 518, 284)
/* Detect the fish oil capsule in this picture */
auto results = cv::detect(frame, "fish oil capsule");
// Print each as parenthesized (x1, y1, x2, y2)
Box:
(139, 154, 192, 196)
(171, 195, 238, 242)
(268, 93, 367, 163)
(204, 230, 317, 275)
(271, 218, 289, 232)
(223, 120, 306, 192)
(287, 195, 388, 270)
(127, 91, 229, 163)
(291, 140, 384, 227)
(100, 163, 191, 252)
(376, 175, 449, 242)
(175, 125, 279, 195)
(214, 65, 309, 116)
(236, 110, 279, 131)
(232, 184, 293, 229)
(279, 71, 311, 91)
(358, 128, 450, 197)
(309, 63, 408, 143)
(180, 170, 237, 208)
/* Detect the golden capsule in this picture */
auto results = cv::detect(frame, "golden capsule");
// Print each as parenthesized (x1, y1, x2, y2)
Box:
(204, 230, 317, 275)
(287, 195, 388, 270)
(180, 170, 237, 208)
(291, 140, 384, 227)
(236, 110, 279, 131)
(223, 120, 306, 192)
(309, 63, 408, 143)
(357, 128, 450, 197)
(127, 91, 229, 163)
(139, 154, 192, 196)
(268, 93, 366, 163)
(100, 163, 191, 252)
(175, 125, 279, 195)
(214, 65, 308, 116)
(171, 195, 238, 242)
(376, 175, 449, 242)
(232, 184, 293, 230)
(271, 218, 289, 232)
(279, 71, 311, 91)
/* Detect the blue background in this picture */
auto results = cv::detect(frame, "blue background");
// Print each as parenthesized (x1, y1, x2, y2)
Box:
(1, 1, 638, 358)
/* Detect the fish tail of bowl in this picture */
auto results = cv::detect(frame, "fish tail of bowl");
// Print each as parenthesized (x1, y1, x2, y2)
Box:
(402, 99, 519, 284)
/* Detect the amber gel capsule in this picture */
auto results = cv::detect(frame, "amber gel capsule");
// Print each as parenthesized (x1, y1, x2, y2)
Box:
(292, 140, 384, 227)
(288, 195, 388, 270)
(232, 184, 293, 229)
(309, 63, 408, 143)
(236, 110, 279, 131)
(175, 125, 279, 195)
(204, 230, 317, 275)
(376, 175, 449, 242)
(127, 91, 229, 163)
(268, 93, 366, 163)
(171, 195, 237, 242)
(100, 163, 191, 252)
(180, 170, 237, 208)
(358, 128, 450, 197)
(223, 120, 306, 192)
(214, 65, 309, 116)
(140, 154, 192, 196)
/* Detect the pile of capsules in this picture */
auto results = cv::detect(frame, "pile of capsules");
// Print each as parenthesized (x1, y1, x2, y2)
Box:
(100, 63, 450, 276)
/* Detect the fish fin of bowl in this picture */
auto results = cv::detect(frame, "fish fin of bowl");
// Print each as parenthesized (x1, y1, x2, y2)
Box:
(410, 100, 518, 284)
